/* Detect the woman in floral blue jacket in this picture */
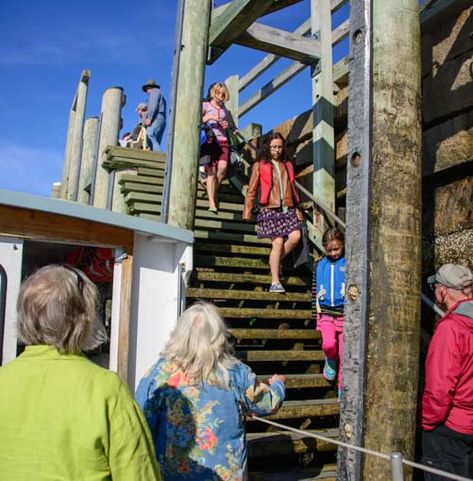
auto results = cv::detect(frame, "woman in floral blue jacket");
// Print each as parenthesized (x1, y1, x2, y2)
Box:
(136, 302, 286, 481)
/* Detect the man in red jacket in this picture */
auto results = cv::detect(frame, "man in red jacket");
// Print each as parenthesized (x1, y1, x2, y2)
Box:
(422, 263, 473, 480)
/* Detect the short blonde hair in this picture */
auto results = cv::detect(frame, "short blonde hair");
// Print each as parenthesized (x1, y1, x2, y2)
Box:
(17, 265, 107, 354)
(209, 82, 230, 102)
(162, 302, 237, 387)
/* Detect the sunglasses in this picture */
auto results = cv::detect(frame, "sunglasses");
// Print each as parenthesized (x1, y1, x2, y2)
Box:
(63, 265, 85, 296)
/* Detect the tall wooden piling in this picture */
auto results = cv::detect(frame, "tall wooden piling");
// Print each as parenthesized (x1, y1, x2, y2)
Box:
(166, 0, 212, 230)
(77, 117, 99, 205)
(339, 1, 422, 480)
(92, 87, 124, 209)
(60, 70, 90, 201)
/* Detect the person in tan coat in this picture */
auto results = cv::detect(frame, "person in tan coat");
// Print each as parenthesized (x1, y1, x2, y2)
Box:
(243, 133, 302, 293)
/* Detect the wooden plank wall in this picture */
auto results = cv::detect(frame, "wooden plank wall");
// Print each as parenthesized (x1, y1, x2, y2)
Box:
(422, 4, 473, 272)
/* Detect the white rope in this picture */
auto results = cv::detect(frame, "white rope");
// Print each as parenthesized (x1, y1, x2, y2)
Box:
(252, 416, 473, 481)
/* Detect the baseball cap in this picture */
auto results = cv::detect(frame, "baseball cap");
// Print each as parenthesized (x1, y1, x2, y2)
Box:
(136, 102, 147, 112)
(427, 264, 473, 290)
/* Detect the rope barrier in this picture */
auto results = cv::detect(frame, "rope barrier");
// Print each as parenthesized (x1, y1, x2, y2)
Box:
(252, 416, 473, 481)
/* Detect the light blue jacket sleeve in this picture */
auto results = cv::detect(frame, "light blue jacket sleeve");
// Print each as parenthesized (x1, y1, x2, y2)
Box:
(235, 363, 285, 417)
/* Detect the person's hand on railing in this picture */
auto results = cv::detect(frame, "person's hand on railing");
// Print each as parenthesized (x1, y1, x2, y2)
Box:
(268, 374, 286, 385)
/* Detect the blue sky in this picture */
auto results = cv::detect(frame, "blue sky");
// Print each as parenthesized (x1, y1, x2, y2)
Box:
(0, 0, 348, 197)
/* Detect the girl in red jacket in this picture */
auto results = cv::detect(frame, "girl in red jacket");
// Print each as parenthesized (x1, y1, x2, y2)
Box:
(243, 133, 302, 293)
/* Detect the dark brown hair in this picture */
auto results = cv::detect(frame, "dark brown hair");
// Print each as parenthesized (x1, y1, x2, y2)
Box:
(322, 227, 345, 247)
(259, 132, 286, 164)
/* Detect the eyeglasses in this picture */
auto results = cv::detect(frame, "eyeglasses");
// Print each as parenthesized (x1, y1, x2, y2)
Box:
(63, 265, 84, 297)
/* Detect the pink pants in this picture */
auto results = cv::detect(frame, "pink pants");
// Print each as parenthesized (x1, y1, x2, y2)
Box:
(316, 313, 344, 388)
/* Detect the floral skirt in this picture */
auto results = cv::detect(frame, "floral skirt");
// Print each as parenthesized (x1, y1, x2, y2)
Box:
(256, 207, 301, 239)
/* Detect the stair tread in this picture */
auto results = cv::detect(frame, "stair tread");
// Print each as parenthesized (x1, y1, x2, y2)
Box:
(221, 308, 312, 319)
(236, 350, 324, 362)
(188, 288, 310, 302)
(229, 328, 319, 340)
(195, 255, 269, 269)
(194, 242, 270, 255)
(194, 271, 307, 286)
(255, 399, 340, 421)
(250, 464, 337, 481)
(194, 230, 271, 244)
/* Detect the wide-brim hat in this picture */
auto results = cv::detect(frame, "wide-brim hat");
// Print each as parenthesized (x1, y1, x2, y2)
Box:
(142, 79, 160, 92)
(427, 263, 473, 290)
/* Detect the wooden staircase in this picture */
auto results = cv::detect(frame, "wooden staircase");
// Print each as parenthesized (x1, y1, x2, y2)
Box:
(113, 150, 340, 480)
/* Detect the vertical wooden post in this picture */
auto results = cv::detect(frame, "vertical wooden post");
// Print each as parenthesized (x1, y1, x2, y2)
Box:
(60, 109, 75, 199)
(117, 254, 133, 383)
(92, 87, 124, 209)
(51, 182, 62, 199)
(225, 74, 240, 128)
(77, 117, 99, 205)
(339, 1, 422, 480)
(166, 0, 212, 230)
(310, 0, 335, 225)
(66, 70, 90, 201)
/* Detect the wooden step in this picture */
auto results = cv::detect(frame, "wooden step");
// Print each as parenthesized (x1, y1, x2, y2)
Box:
(120, 174, 164, 185)
(221, 308, 312, 319)
(195, 255, 269, 270)
(283, 374, 330, 389)
(193, 271, 307, 286)
(247, 428, 338, 458)
(138, 166, 165, 176)
(194, 243, 270, 256)
(103, 156, 165, 172)
(236, 350, 324, 362)
(229, 328, 318, 340)
(194, 218, 257, 233)
(250, 464, 337, 481)
(187, 288, 310, 302)
(194, 230, 270, 245)
(250, 399, 339, 420)
(125, 192, 161, 204)
(130, 202, 161, 214)
(196, 199, 244, 213)
(122, 182, 163, 194)
(195, 209, 249, 222)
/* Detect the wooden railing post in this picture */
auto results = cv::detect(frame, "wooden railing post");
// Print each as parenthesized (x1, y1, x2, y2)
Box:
(310, 0, 335, 232)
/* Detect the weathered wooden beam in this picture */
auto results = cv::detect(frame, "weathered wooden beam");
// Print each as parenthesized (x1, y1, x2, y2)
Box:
(238, 0, 348, 91)
(208, 0, 279, 64)
(421, 0, 472, 30)
(235, 23, 321, 63)
(239, 48, 348, 117)
(165, 0, 212, 229)
(240, 61, 306, 117)
(60, 69, 90, 201)
(212, 0, 304, 22)
(92, 87, 124, 209)
(239, 19, 311, 92)
(339, 1, 422, 481)
(311, 0, 336, 225)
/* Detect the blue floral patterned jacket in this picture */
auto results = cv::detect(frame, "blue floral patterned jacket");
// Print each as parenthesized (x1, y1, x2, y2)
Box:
(135, 358, 285, 481)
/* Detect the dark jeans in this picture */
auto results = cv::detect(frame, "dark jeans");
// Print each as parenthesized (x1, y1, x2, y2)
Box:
(422, 425, 473, 480)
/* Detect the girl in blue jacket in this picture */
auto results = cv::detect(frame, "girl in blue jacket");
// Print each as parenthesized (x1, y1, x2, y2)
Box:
(313, 227, 346, 398)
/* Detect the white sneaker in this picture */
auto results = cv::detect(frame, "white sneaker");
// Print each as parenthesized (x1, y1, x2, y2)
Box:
(269, 283, 285, 293)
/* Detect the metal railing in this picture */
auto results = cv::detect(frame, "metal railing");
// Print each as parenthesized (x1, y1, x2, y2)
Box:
(253, 416, 473, 481)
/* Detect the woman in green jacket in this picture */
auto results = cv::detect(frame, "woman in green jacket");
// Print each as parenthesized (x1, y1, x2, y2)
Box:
(0, 265, 161, 481)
